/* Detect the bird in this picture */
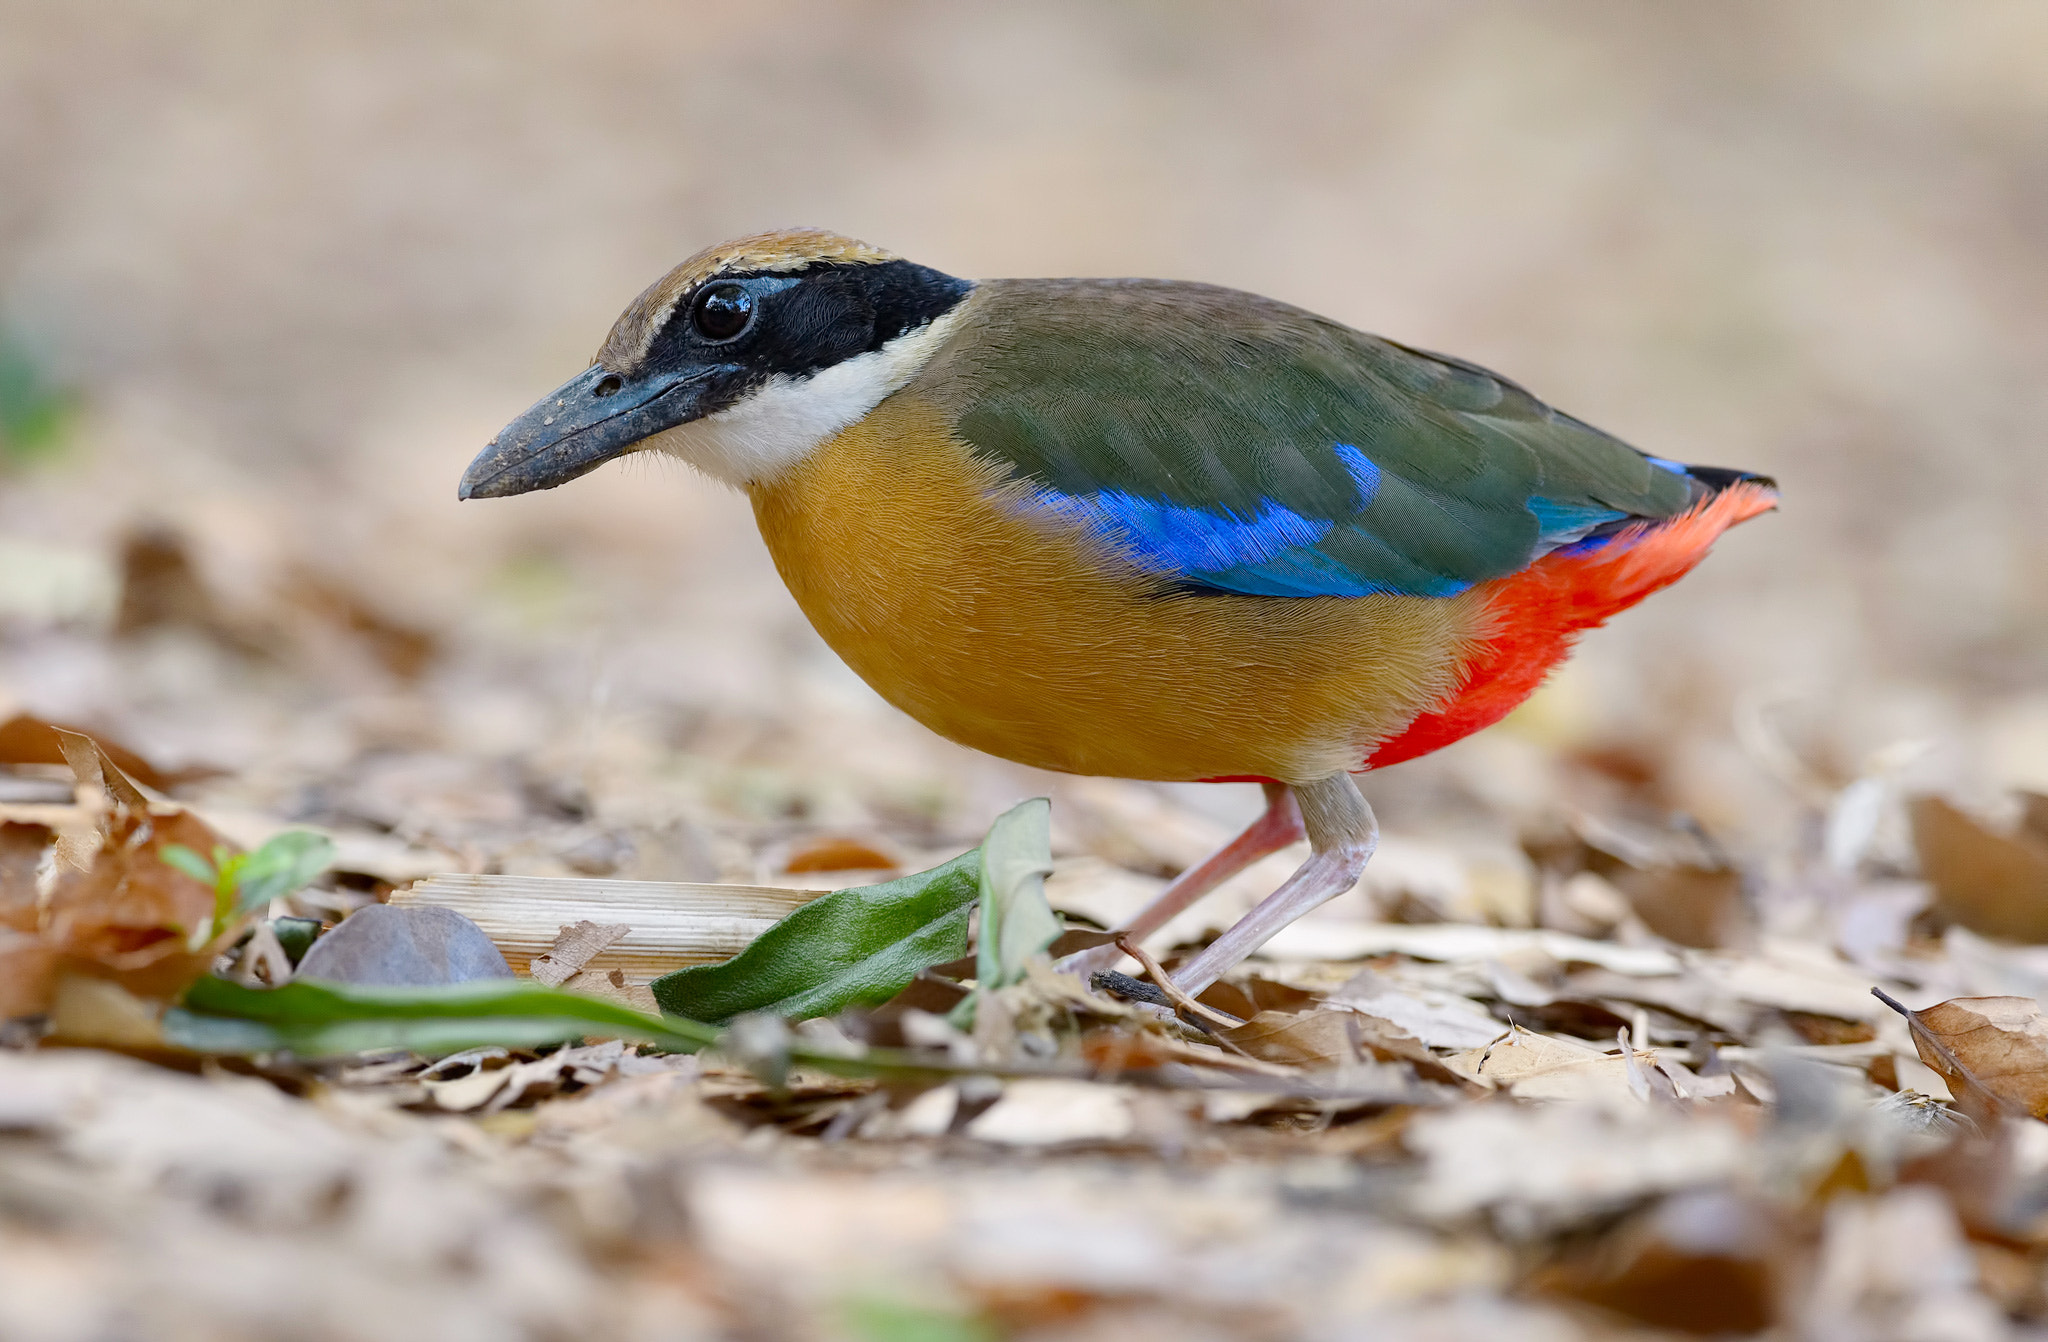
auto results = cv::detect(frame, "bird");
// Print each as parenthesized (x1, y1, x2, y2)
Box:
(460, 228, 1776, 996)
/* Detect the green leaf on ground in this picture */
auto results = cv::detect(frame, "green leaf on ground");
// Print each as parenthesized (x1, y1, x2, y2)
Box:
(975, 797, 1061, 992)
(843, 1296, 998, 1342)
(165, 828, 338, 948)
(230, 831, 337, 913)
(0, 330, 75, 466)
(166, 974, 718, 1057)
(650, 851, 980, 1024)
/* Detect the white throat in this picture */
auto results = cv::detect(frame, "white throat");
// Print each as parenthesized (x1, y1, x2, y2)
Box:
(640, 306, 963, 489)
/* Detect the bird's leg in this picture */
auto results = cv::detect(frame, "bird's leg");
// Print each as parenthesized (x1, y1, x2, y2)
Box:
(1169, 773, 1377, 997)
(1059, 782, 1303, 978)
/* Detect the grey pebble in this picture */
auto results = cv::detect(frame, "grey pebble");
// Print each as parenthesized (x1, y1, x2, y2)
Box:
(294, 904, 512, 986)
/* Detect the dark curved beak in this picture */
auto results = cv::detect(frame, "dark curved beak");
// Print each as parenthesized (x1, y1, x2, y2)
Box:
(458, 364, 714, 500)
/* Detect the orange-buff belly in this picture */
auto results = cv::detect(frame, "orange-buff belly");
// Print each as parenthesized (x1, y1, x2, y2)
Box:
(752, 390, 1774, 784)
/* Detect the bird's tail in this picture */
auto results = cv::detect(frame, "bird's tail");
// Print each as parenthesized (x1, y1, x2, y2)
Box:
(1360, 469, 1777, 770)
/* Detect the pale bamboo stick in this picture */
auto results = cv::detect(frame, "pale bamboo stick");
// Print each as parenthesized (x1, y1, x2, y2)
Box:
(392, 874, 826, 977)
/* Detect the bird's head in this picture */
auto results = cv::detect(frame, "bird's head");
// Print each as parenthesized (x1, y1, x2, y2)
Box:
(459, 229, 971, 499)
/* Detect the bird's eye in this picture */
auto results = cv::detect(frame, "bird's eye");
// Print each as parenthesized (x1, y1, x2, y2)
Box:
(692, 284, 755, 342)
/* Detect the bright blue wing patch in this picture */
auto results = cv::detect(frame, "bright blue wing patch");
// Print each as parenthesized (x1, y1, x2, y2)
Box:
(1026, 487, 1336, 572)
(1019, 442, 1480, 598)
(1012, 443, 1691, 598)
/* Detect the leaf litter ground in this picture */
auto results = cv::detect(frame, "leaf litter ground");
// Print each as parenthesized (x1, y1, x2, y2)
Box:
(9, 534, 2048, 1341)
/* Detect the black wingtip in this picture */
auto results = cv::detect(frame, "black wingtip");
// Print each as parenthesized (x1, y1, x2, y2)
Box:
(1684, 464, 1778, 493)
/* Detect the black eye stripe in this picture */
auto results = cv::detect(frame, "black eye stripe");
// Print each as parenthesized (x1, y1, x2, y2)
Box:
(637, 260, 972, 417)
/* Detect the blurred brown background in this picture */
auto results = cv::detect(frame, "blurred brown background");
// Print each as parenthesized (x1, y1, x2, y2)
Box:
(2, 1, 2045, 881)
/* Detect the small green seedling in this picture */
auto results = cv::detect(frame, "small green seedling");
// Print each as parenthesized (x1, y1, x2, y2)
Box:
(0, 330, 75, 467)
(162, 830, 338, 950)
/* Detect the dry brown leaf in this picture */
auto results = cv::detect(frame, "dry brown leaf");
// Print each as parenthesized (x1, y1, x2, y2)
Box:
(41, 802, 235, 997)
(280, 567, 437, 681)
(1911, 796, 2048, 942)
(529, 920, 631, 986)
(1554, 815, 1750, 949)
(1919, 795, 2048, 936)
(1886, 992, 2048, 1119)
(44, 974, 167, 1049)
(0, 820, 49, 932)
(0, 714, 172, 792)
(1325, 972, 1508, 1050)
(2021, 792, 2048, 844)
(1195, 974, 1317, 1019)
(1530, 1190, 1782, 1332)
(1217, 1009, 1358, 1069)
(1607, 864, 1748, 950)
(1441, 1026, 1663, 1103)
(0, 931, 60, 1020)
(0, 732, 245, 1019)
(1344, 1012, 1469, 1086)
(783, 836, 898, 874)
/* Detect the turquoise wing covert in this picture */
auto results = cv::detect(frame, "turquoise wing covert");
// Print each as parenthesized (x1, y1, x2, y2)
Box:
(929, 279, 1694, 598)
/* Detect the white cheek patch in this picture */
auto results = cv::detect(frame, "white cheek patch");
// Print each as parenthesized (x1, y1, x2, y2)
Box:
(642, 307, 963, 489)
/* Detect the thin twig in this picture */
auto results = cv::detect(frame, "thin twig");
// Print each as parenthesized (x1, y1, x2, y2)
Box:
(1115, 934, 1245, 1030)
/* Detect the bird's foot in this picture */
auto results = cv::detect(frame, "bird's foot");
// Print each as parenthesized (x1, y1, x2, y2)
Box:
(1167, 774, 1377, 997)
(1054, 781, 1303, 981)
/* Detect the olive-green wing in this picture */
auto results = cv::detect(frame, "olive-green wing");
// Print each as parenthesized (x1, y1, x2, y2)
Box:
(923, 278, 1692, 597)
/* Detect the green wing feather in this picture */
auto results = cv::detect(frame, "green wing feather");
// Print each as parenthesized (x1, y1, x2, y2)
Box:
(920, 279, 1692, 597)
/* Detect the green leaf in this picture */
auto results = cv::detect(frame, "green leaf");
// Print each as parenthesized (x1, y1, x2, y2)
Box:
(159, 843, 217, 886)
(651, 852, 980, 1024)
(975, 797, 1061, 991)
(0, 330, 75, 467)
(166, 974, 718, 1058)
(271, 916, 323, 966)
(230, 830, 337, 913)
(843, 1297, 997, 1342)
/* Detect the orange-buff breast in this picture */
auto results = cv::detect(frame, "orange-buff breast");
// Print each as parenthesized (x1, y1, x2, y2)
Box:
(749, 392, 1492, 785)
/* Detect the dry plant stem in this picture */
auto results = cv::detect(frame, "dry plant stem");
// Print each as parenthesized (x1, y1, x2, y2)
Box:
(1871, 986, 2015, 1120)
(1114, 933, 1245, 1031)
(1172, 774, 1377, 996)
(769, 1036, 1432, 1103)
(1060, 781, 1304, 978)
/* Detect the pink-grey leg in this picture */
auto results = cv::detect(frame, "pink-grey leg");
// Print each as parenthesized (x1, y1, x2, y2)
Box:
(1168, 773, 1377, 996)
(1058, 781, 1304, 979)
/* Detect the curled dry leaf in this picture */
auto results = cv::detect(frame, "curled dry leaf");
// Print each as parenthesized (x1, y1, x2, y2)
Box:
(0, 712, 174, 792)
(1879, 991, 2048, 1119)
(1, 731, 244, 1021)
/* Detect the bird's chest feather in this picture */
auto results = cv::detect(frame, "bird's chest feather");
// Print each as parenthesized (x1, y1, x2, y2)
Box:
(747, 393, 1480, 783)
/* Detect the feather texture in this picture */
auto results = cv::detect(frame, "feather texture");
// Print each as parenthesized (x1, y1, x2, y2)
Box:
(750, 392, 1487, 784)
(914, 280, 1694, 600)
